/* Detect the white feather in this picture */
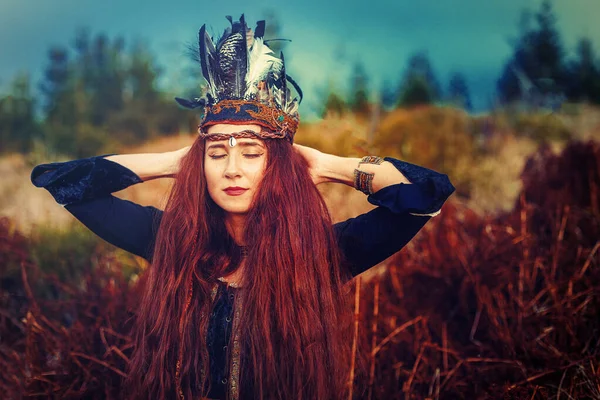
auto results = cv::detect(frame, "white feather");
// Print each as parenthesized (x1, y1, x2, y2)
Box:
(244, 38, 282, 97)
(287, 99, 299, 115)
(271, 86, 283, 107)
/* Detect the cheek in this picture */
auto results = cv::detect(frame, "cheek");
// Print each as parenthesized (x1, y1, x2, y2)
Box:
(204, 161, 219, 192)
(249, 161, 267, 183)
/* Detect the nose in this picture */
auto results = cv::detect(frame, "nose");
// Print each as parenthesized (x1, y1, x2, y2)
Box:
(224, 154, 242, 179)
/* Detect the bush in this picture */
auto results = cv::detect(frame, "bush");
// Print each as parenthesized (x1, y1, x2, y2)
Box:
(374, 106, 479, 197)
(353, 140, 600, 399)
(513, 113, 572, 142)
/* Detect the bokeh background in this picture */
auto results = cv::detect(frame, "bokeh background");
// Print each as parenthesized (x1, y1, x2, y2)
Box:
(1, 0, 600, 398)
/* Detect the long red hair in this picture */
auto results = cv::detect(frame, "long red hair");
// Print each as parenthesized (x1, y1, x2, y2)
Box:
(127, 136, 364, 399)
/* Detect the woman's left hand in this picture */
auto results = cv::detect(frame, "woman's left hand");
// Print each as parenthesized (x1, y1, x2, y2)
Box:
(295, 144, 415, 192)
(293, 143, 329, 185)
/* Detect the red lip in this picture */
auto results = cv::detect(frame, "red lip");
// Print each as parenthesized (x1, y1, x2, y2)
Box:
(224, 187, 248, 196)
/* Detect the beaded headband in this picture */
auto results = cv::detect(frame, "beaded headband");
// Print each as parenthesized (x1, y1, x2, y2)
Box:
(197, 99, 299, 143)
(175, 15, 302, 143)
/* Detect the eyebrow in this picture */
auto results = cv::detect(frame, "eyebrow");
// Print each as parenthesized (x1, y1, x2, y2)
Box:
(206, 141, 264, 151)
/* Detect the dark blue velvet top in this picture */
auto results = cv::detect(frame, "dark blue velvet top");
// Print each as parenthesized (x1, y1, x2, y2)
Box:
(30, 154, 455, 399)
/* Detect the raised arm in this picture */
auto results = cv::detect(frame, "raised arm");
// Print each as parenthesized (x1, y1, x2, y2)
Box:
(293, 144, 455, 278)
(103, 147, 190, 182)
(30, 147, 190, 261)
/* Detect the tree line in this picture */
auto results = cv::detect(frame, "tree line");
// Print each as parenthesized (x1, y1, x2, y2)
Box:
(0, 29, 196, 158)
(327, 0, 600, 117)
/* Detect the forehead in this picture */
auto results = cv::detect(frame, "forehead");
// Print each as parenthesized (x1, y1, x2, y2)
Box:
(206, 123, 262, 134)
(205, 137, 265, 149)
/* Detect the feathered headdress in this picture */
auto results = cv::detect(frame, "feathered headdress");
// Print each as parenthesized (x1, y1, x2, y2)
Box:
(175, 15, 303, 143)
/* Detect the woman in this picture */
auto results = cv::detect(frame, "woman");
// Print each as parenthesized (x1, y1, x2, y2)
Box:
(31, 16, 455, 400)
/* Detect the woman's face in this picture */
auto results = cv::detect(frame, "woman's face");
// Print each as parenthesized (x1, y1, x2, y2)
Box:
(204, 124, 267, 215)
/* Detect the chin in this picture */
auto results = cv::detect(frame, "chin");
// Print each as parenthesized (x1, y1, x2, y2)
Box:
(222, 206, 251, 215)
(215, 200, 252, 215)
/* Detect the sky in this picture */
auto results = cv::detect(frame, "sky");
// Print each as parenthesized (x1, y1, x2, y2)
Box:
(1, 0, 599, 117)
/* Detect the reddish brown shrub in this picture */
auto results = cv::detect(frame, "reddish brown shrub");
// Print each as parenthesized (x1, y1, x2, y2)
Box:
(354, 141, 600, 399)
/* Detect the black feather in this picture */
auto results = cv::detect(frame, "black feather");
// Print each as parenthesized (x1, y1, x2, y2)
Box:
(231, 14, 244, 33)
(198, 24, 220, 95)
(254, 20, 265, 38)
(279, 52, 287, 107)
(217, 16, 248, 98)
(239, 15, 248, 95)
(175, 97, 205, 109)
(286, 74, 303, 104)
(216, 16, 234, 50)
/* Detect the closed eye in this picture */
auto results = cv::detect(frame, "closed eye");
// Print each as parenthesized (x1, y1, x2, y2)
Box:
(209, 154, 226, 159)
(244, 153, 263, 158)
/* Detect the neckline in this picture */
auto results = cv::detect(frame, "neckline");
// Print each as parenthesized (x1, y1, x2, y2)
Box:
(217, 277, 241, 289)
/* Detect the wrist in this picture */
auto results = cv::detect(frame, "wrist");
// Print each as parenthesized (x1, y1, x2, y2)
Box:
(319, 155, 361, 185)
(166, 148, 187, 176)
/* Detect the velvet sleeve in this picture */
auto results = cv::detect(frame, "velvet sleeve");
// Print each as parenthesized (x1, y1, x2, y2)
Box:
(30, 154, 142, 205)
(31, 155, 163, 262)
(334, 157, 455, 278)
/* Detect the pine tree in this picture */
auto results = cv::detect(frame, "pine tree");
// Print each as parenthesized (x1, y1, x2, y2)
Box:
(86, 33, 126, 126)
(380, 79, 397, 109)
(447, 72, 472, 110)
(497, 0, 566, 105)
(349, 62, 369, 115)
(397, 52, 441, 107)
(565, 38, 600, 103)
(533, 0, 564, 82)
(0, 74, 40, 153)
(321, 91, 346, 118)
(110, 40, 185, 140)
(40, 46, 75, 126)
(39, 45, 85, 155)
